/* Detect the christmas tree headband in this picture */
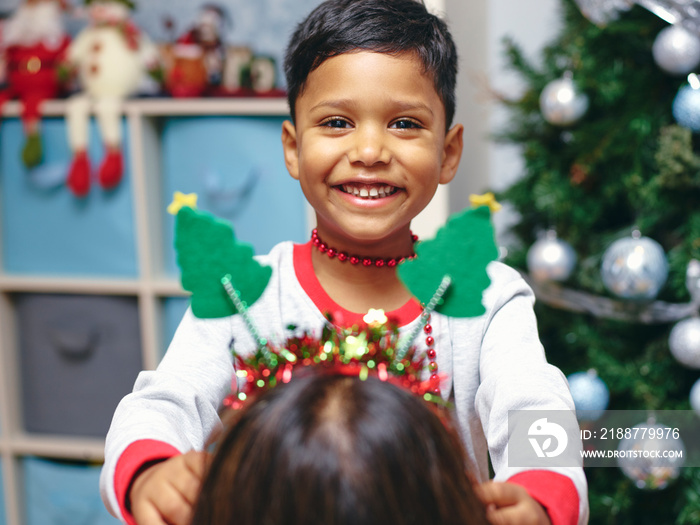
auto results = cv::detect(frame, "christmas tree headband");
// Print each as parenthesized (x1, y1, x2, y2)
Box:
(170, 192, 501, 407)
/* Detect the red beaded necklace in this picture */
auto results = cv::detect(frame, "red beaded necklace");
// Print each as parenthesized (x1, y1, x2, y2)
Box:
(311, 228, 418, 268)
(311, 228, 440, 395)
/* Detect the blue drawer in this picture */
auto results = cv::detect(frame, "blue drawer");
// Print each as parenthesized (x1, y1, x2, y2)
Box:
(0, 118, 138, 277)
(16, 293, 143, 438)
(161, 296, 190, 361)
(23, 457, 119, 525)
(161, 116, 307, 276)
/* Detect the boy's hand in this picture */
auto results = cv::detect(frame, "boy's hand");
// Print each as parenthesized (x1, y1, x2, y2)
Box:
(477, 481, 552, 525)
(128, 450, 209, 525)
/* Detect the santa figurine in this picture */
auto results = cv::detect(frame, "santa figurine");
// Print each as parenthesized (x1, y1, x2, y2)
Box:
(65, 0, 158, 197)
(175, 4, 228, 89)
(0, 0, 71, 168)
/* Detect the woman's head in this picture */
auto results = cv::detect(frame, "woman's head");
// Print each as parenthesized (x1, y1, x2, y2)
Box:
(193, 373, 489, 525)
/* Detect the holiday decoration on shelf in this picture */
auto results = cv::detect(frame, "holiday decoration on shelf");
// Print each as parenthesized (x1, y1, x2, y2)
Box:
(566, 369, 610, 421)
(672, 73, 700, 132)
(526, 230, 577, 282)
(616, 418, 686, 490)
(539, 71, 589, 126)
(0, 0, 71, 168)
(171, 193, 499, 407)
(668, 316, 700, 368)
(652, 25, 700, 75)
(600, 230, 668, 300)
(64, 0, 159, 197)
(162, 3, 229, 97)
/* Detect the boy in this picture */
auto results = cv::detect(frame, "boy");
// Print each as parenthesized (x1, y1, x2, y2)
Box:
(100, 1, 589, 524)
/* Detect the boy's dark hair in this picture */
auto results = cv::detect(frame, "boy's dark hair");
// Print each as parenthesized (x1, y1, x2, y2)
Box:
(192, 373, 489, 525)
(284, 0, 458, 129)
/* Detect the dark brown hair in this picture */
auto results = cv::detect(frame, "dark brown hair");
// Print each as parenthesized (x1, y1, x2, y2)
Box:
(192, 373, 489, 525)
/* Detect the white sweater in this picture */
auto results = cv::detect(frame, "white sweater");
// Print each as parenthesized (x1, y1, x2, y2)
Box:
(101, 241, 589, 524)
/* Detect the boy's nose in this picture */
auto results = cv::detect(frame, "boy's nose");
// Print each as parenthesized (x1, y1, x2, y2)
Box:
(347, 126, 391, 166)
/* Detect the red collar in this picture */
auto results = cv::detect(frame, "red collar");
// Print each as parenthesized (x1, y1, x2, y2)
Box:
(293, 242, 423, 328)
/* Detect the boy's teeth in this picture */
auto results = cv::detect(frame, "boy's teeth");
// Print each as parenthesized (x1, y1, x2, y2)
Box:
(341, 184, 396, 199)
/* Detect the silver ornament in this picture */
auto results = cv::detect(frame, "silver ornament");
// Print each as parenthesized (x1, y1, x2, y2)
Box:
(673, 74, 700, 132)
(690, 378, 700, 416)
(527, 230, 577, 282)
(567, 370, 610, 421)
(539, 73, 589, 126)
(652, 25, 700, 75)
(617, 419, 686, 490)
(601, 232, 668, 300)
(687, 259, 700, 303)
(573, 0, 633, 25)
(669, 317, 700, 368)
(637, 0, 700, 37)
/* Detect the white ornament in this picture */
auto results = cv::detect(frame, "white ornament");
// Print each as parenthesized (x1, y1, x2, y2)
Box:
(539, 72, 589, 126)
(673, 74, 700, 132)
(617, 419, 686, 490)
(567, 370, 610, 421)
(653, 25, 700, 75)
(669, 317, 700, 369)
(689, 378, 700, 416)
(687, 259, 700, 303)
(600, 231, 668, 300)
(527, 230, 577, 282)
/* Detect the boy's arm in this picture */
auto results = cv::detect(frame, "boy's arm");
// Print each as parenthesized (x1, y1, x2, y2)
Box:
(474, 262, 589, 525)
(100, 309, 235, 522)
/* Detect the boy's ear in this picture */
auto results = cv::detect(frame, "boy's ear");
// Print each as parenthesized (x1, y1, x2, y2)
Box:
(439, 124, 464, 185)
(281, 120, 300, 180)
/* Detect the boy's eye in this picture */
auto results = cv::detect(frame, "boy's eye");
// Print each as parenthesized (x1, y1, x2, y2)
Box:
(321, 118, 351, 128)
(390, 119, 422, 130)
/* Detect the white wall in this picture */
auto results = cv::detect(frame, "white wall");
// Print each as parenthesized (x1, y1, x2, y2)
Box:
(444, 0, 561, 205)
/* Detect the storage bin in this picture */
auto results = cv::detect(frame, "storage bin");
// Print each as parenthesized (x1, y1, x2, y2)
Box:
(160, 116, 308, 276)
(0, 117, 138, 277)
(161, 296, 190, 361)
(23, 457, 118, 525)
(15, 293, 143, 438)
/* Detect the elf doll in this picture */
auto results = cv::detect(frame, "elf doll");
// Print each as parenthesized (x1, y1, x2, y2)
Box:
(0, 0, 71, 168)
(64, 0, 158, 197)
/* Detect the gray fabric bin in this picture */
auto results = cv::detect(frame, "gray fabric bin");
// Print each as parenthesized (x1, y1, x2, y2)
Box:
(15, 294, 143, 438)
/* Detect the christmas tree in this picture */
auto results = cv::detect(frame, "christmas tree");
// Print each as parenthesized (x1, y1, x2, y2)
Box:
(494, 0, 700, 522)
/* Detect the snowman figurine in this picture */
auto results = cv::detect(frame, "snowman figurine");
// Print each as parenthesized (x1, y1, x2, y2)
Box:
(65, 0, 158, 197)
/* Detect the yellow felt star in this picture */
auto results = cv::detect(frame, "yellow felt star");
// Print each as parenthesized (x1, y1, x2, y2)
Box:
(167, 192, 198, 215)
(342, 333, 369, 360)
(469, 192, 502, 212)
(363, 308, 388, 326)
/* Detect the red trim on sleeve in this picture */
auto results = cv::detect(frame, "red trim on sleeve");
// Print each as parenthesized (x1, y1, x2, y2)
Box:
(293, 241, 423, 327)
(114, 439, 181, 525)
(507, 470, 580, 525)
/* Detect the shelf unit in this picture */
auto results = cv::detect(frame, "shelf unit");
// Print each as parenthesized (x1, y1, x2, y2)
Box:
(0, 97, 293, 525)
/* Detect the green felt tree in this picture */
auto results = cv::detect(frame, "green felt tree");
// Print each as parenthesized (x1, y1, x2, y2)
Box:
(175, 206, 272, 319)
(398, 205, 499, 317)
(495, 1, 700, 523)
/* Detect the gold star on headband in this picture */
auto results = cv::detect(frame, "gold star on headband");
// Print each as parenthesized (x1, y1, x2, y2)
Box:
(363, 308, 388, 326)
(167, 192, 198, 215)
(469, 192, 501, 212)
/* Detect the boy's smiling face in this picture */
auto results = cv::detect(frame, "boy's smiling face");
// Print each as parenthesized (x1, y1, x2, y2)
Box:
(282, 51, 463, 253)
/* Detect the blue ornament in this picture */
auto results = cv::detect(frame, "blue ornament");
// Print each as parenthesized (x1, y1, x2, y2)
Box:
(567, 370, 610, 421)
(673, 77, 700, 132)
